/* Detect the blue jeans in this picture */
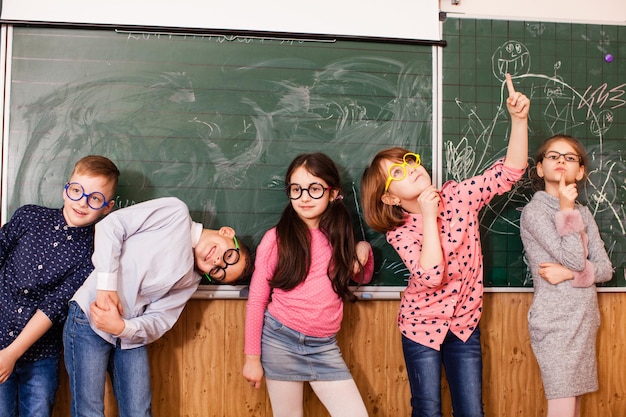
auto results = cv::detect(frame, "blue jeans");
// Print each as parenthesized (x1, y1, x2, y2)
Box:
(63, 302, 152, 417)
(401, 327, 484, 417)
(0, 356, 59, 417)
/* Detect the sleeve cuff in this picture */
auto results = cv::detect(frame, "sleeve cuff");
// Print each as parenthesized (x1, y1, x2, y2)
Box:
(116, 318, 135, 339)
(555, 209, 584, 236)
(416, 263, 444, 288)
(96, 272, 118, 291)
(571, 260, 595, 288)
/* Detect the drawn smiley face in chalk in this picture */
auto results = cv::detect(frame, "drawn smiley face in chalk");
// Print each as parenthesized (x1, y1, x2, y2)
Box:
(492, 40, 531, 82)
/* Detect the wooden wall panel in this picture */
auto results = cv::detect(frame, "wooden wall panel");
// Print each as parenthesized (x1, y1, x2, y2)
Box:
(342, 300, 395, 416)
(485, 293, 545, 416)
(481, 292, 501, 415)
(51, 293, 624, 417)
(610, 293, 626, 415)
(383, 303, 412, 417)
(181, 299, 225, 417)
(587, 294, 611, 417)
(150, 307, 186, 417)
(592, 292, 626, 417)
(223, 300, 269, 417)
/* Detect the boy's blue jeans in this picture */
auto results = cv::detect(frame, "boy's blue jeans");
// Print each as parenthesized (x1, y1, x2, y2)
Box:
(401, 327, 484, 417)
(63, 302, 152, 417)
(0, 356, 59, 417)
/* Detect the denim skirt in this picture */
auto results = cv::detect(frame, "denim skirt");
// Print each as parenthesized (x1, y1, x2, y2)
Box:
(261, 311, 352, 381)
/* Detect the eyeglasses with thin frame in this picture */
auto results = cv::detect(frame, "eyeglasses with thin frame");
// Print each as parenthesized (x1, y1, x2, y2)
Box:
(542, 151, 581, 163)
(384, 152, 421, 191)
(64, 182, 111, 210)
(285, 182, 330, 200)
(204, 236, 240, 282)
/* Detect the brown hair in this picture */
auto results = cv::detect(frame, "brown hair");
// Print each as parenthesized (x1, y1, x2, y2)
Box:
(530, 134, 589, 191)
(271, 153, 363, 302)
(233, 239, 255, 284)
(360, 147, 412, 233)
(72, 155, 120, 198)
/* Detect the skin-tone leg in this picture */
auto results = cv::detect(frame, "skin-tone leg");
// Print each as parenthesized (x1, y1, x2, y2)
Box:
(266, 379, 305, 417)
(310, 379, 368, 417)
(547, 396, 577, 417)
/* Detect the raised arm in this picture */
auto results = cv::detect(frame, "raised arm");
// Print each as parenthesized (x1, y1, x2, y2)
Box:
(504, 73, 530, 170)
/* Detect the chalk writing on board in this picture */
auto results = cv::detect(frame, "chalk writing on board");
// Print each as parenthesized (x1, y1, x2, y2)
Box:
(120, 30, 329, 45)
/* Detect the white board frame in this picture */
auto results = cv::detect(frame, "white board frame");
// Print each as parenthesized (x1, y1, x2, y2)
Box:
(0, 0, 442, 43)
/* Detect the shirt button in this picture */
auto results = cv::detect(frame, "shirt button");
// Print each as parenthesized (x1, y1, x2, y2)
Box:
(9, 331, 14, 337)
(23, 289, 29, 294)
(17, 307, 23, 313)
(38, 265, 43, 270)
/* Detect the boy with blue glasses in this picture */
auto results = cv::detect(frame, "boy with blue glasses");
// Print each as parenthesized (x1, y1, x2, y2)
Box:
(0, 155, 119, 417)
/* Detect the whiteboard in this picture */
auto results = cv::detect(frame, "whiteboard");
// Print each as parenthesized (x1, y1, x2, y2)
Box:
(0, 0, 442, 42)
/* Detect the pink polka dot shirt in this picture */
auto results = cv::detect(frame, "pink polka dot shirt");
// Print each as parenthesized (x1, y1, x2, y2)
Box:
(386, 160, 524, 350)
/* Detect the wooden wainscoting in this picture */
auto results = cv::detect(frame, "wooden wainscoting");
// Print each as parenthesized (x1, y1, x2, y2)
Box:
(52, 292, 626, 416)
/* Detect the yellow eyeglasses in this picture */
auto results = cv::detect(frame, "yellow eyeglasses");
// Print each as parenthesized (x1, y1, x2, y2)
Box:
(384, 152, 421, 192)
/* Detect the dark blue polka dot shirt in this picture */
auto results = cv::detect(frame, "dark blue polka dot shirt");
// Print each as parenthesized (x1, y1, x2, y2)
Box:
(0, 205, 95, 361)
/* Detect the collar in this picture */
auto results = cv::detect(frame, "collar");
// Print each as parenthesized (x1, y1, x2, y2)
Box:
(190, 222, 203, 248)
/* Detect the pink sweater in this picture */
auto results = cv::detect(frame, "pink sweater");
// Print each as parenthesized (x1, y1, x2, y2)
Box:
(244, 227, 373, 355)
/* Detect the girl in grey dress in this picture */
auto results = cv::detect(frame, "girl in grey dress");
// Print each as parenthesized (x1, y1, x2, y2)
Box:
(520, 135, 613, 417)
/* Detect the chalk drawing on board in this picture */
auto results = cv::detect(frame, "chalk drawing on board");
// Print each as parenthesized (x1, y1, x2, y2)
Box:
(492, 41, 531, 83)
(446, 38, 625, 286)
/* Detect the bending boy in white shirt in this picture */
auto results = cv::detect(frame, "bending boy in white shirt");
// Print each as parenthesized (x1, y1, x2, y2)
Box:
(63, 197, 253, 417)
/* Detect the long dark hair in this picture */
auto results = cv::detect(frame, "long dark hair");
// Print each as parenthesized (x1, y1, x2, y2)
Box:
(271, 153, 362, 301)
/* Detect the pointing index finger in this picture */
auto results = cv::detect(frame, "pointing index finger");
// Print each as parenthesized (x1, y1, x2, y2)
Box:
(505, 73, 516, 96)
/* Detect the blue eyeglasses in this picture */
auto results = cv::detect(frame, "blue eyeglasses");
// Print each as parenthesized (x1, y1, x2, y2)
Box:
(64, 182, 111, 210)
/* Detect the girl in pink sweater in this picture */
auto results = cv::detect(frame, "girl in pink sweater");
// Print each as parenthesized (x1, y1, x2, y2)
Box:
(243, 153, 373, 417)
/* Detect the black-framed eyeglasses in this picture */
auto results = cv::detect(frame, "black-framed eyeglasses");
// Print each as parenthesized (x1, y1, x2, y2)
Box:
(204, 236, 240, 282)
(64, 182, 111, 210)
(285, 182, 330, 200)
(542, 151, 581, 163)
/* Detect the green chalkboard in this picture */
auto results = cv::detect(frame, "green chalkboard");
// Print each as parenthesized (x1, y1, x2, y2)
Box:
(442, 18, 626, 288)
(3, 26, 433, 288)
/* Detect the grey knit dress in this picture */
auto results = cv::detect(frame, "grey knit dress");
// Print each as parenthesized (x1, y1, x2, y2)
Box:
(520, 191, 613, 399)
